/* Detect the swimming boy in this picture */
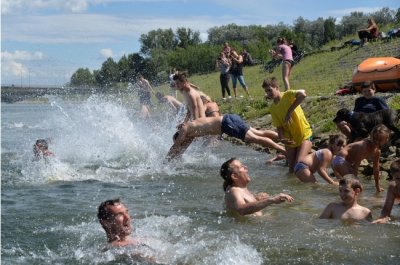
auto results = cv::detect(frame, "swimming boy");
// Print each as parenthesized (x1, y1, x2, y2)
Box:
(295, 134, 347, 185)
(165, 114, 285, 160)
(320, 176, 372, 221)
(262, 77, 313, 173)
(332, 124, 391, 192)
(220, 158, 293, 216)
(373, 159, 400, 223)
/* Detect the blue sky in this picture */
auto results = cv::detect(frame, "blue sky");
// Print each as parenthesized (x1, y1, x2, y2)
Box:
(1, 0, 398, 86)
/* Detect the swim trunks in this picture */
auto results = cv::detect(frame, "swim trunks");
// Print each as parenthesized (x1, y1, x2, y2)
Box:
(294, 161, 309, 173)
(332, 155, 350, 168)
(221, 114, 250, 141)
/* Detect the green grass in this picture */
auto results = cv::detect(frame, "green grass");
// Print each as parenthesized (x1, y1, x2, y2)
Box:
(153, 38, 400, 136)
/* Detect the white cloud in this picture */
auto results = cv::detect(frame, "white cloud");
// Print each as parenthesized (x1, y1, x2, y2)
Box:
(1, 0, 90, 14)
(1, 50, 45, 61)
(100, 48, 114, 59)
(2, 60, 29, 77)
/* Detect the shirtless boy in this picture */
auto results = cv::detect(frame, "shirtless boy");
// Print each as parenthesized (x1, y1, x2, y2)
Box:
(332, 124, 391, 192)
(220, 158, 293, 216)
(295, 134, 346, 185)
(173, 72, 205, 122)
(320, 176, 372, 222)
(374, 159, 400, 223)
(165, 114, 285, 160)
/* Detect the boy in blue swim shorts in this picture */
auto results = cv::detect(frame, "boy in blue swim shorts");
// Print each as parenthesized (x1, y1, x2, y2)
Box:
(166, 114, 286, 160)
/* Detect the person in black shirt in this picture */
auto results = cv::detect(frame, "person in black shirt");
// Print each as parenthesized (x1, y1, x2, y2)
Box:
(336, 81, 388, 140)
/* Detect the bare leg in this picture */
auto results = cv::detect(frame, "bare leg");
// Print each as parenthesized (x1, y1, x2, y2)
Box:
(245, 129, 286, 154)
(295, 168, 317, 183)
(296, 140, 312, 163)
(286, 147, 297, 173)
(282, 61, 291, 91)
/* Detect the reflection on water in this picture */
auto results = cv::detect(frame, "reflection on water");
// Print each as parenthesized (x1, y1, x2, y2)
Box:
(1, 97, 399, 264)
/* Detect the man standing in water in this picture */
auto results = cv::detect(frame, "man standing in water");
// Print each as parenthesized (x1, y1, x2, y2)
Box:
(220, 158, 294, 216)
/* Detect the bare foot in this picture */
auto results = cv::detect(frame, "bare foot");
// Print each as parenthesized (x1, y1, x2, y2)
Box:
(266, 153, 286, 164)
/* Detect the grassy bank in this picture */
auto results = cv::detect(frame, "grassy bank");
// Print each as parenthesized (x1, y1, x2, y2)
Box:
(156, 37, 400, 137)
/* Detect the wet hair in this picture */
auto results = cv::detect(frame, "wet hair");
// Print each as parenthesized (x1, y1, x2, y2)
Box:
(173, 71, 188, 82)
(329, 134, 347, 147)
(370, 124, 391, 142)
(361, 80, 376, 90)
(339, 176, 363, 192)
(35, 139, 49, 149)
(98, 198, 121, 221)
(220, 158, 237, 191)
(262, 77, 279, 89)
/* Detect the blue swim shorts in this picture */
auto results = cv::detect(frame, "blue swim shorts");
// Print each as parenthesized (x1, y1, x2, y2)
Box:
(221, 114, 250, 141)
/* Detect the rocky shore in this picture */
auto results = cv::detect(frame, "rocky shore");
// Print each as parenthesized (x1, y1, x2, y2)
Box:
(224, 92, 400, 179)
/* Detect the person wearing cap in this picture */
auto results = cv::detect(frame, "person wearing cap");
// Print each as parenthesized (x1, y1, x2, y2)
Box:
(335, 80, 388, 140)
(220, 158, 293, 216)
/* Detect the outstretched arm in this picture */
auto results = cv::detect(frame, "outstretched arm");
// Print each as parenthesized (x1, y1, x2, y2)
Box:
(227, 190, 293, 216)
(373, 183, 396, 223)
(373, 150, 384, 192)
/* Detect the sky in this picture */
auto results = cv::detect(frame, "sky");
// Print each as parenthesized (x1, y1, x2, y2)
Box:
(1, 0, 398, 87)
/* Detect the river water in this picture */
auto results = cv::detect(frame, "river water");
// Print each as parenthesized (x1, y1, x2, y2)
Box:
(1, 95, 399, 264)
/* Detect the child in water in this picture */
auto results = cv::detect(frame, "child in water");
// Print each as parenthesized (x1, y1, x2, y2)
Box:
(373, 159, 400, 223)
(33, 139, 54, 160)
(262, 77, 313, 173)
(295, 134, 346, 185)
(332, 124, 391, 192)
(320, 176, 372, 222)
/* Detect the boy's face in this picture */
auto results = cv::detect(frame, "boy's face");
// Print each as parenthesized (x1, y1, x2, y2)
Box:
(361, 86, 375, 99)
(264, 86, 278, 100)
(332, 139, 346, 155)
(339, 184, 357, 204)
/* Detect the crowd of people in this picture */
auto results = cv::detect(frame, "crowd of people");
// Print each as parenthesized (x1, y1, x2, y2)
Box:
(34, 32, 399, 260)
(93, 69, 398, 256)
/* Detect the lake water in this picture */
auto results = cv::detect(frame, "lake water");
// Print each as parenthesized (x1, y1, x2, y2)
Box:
(1, 95, 399, 265)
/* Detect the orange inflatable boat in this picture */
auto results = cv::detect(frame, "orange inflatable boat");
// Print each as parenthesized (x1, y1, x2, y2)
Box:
(352, 57, 400, 92)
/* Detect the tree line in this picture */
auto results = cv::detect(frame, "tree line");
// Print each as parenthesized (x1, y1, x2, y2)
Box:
(69, 7, 399, 88)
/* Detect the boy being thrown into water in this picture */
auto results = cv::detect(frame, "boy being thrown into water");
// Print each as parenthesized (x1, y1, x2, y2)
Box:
(320, 176, 372, 222)
(295, 134, 347, 185)
(332, 124, 391, 192)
